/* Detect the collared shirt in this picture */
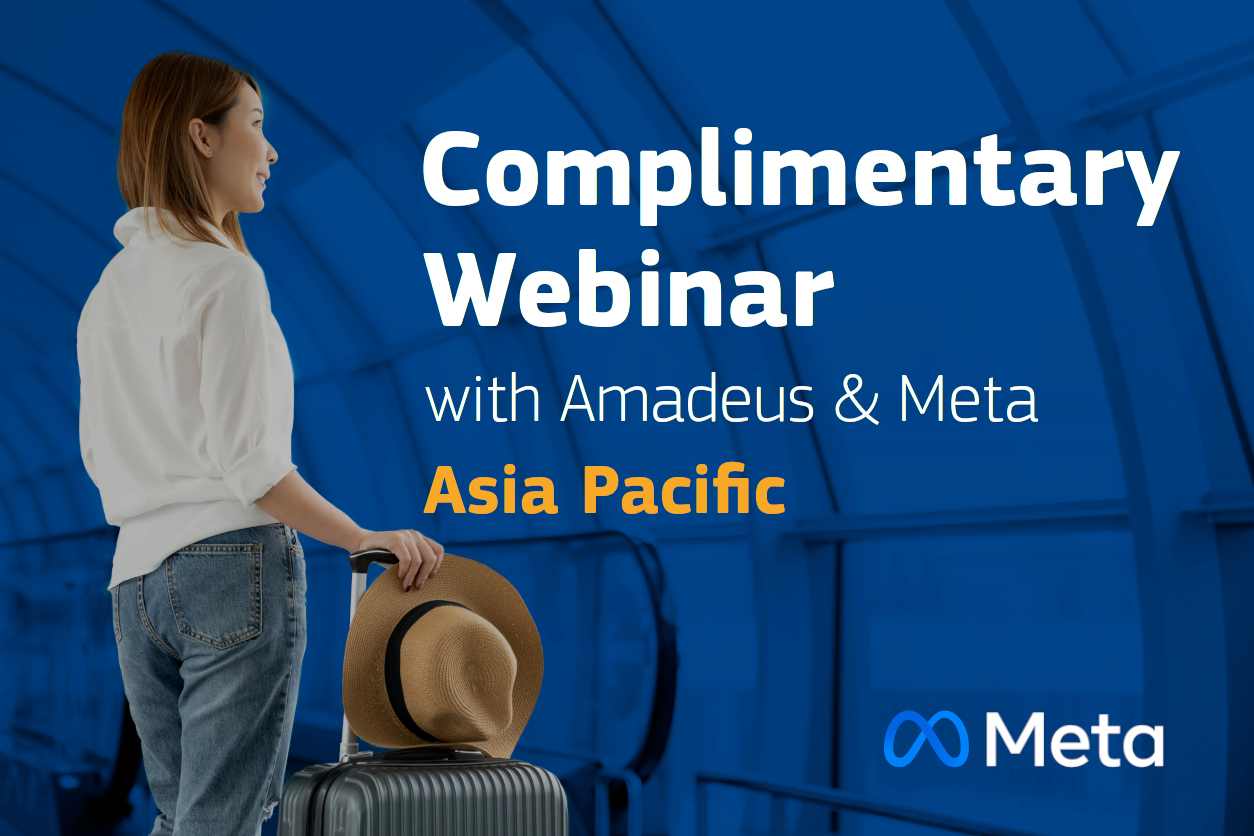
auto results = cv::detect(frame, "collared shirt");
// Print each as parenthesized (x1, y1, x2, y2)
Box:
(78, 207, 298, 590)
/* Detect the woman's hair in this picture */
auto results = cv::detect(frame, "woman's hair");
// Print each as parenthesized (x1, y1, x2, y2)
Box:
(118, 52, 260, 254)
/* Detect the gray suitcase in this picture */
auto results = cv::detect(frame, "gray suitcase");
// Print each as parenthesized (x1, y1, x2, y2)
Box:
(278, 549, 568, 836)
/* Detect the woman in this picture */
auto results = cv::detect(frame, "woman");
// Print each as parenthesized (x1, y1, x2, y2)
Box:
(76, 52, 443, 836)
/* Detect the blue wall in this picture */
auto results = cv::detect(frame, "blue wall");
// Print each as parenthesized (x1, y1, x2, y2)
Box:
(1, 1, 1252, 835)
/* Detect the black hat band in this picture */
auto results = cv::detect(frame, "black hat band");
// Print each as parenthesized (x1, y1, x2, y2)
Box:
(383, 599, 469, 743)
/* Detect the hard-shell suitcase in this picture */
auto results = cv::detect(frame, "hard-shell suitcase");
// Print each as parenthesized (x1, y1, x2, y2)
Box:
(278, 549, 568, 836)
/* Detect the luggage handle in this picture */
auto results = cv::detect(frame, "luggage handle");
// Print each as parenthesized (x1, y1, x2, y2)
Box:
(348, 548, 399, 576)
(347, 549, 398, 619)
(340, 549, 400, 762)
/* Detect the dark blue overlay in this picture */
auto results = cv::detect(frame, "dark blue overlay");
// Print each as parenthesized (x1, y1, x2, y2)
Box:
(0, 2, 1251, 835)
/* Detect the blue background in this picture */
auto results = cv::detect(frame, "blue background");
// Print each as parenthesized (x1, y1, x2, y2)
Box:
(0, 1, 1251, 834)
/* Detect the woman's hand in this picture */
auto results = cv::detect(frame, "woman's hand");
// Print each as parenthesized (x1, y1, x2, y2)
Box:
(253, 474, 443, 590)
(355, 529, 445, 591)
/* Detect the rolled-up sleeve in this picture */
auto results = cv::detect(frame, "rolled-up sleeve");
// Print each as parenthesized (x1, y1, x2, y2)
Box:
(186, 257, 297, 507)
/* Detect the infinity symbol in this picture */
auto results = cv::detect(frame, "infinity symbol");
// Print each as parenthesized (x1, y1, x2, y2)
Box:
(883, 710, 969, 767)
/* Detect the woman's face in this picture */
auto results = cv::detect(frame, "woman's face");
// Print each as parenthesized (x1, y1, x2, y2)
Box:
(191, 81, 277, 222)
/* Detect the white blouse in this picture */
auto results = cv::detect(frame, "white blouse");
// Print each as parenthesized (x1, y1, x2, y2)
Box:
(78, 207, 298, 590)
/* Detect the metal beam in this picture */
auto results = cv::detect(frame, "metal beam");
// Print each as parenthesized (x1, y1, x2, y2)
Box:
(142, 0, 352, 156)
(16, 494, 1254, 555)
(945, 3, 1238, 832)
(0, 167, 116, 252)
(1072, 35, 1254, 125)
(0, 522, 114, 551)
(699, 130, 1017, 253)
(1183, 491, 1254, 525)
(790, 498, 1129, 542)
(0, 58, 116, 137)
(697, 771, 1047, 836)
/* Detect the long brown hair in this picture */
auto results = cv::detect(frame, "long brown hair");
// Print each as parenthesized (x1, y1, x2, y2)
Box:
(118, 52, 260, 254)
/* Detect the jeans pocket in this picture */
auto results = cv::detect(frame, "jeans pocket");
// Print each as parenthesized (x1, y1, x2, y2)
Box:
(166, 544, 263, 648)
(111, 586, 121, 645)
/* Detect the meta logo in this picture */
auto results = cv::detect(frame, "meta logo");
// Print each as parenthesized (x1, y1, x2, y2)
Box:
(885, 711, 1164, 768)
(884, 710, 970, 766)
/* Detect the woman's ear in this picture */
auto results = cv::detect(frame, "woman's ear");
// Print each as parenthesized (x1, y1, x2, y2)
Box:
(188, 117, 214, 159)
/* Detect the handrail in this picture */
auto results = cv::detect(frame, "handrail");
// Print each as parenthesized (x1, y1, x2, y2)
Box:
(6, 524, 675, 835)
(596, 768, 643, 836)
(790, 498, 1129, 542)
(696, 772, 1048, 836)
(446, 529, 678, 783)
(0, 524, 116, 551)
(448, 530, 676, 836)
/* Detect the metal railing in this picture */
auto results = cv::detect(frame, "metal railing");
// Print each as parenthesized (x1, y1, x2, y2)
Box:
(696, 772, 1047, 836)
(596, 767, 643, 836)
(292, 528, 676, 836)
(449, 530, 677, 836)
(447, 529, 679, 783)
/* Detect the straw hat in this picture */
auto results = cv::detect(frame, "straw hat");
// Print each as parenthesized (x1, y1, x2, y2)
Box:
(342, 553, 542, 757)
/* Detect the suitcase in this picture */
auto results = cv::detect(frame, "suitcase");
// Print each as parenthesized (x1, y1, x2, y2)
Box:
(278, 549, 569, 836)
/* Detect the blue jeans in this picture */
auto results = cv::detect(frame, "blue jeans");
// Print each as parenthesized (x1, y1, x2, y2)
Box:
(112, 522, 307, 836)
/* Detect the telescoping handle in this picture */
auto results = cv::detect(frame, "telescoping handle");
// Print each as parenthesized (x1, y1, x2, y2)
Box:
(347, 548, 399, 617)
(340, 549, 399, 762)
